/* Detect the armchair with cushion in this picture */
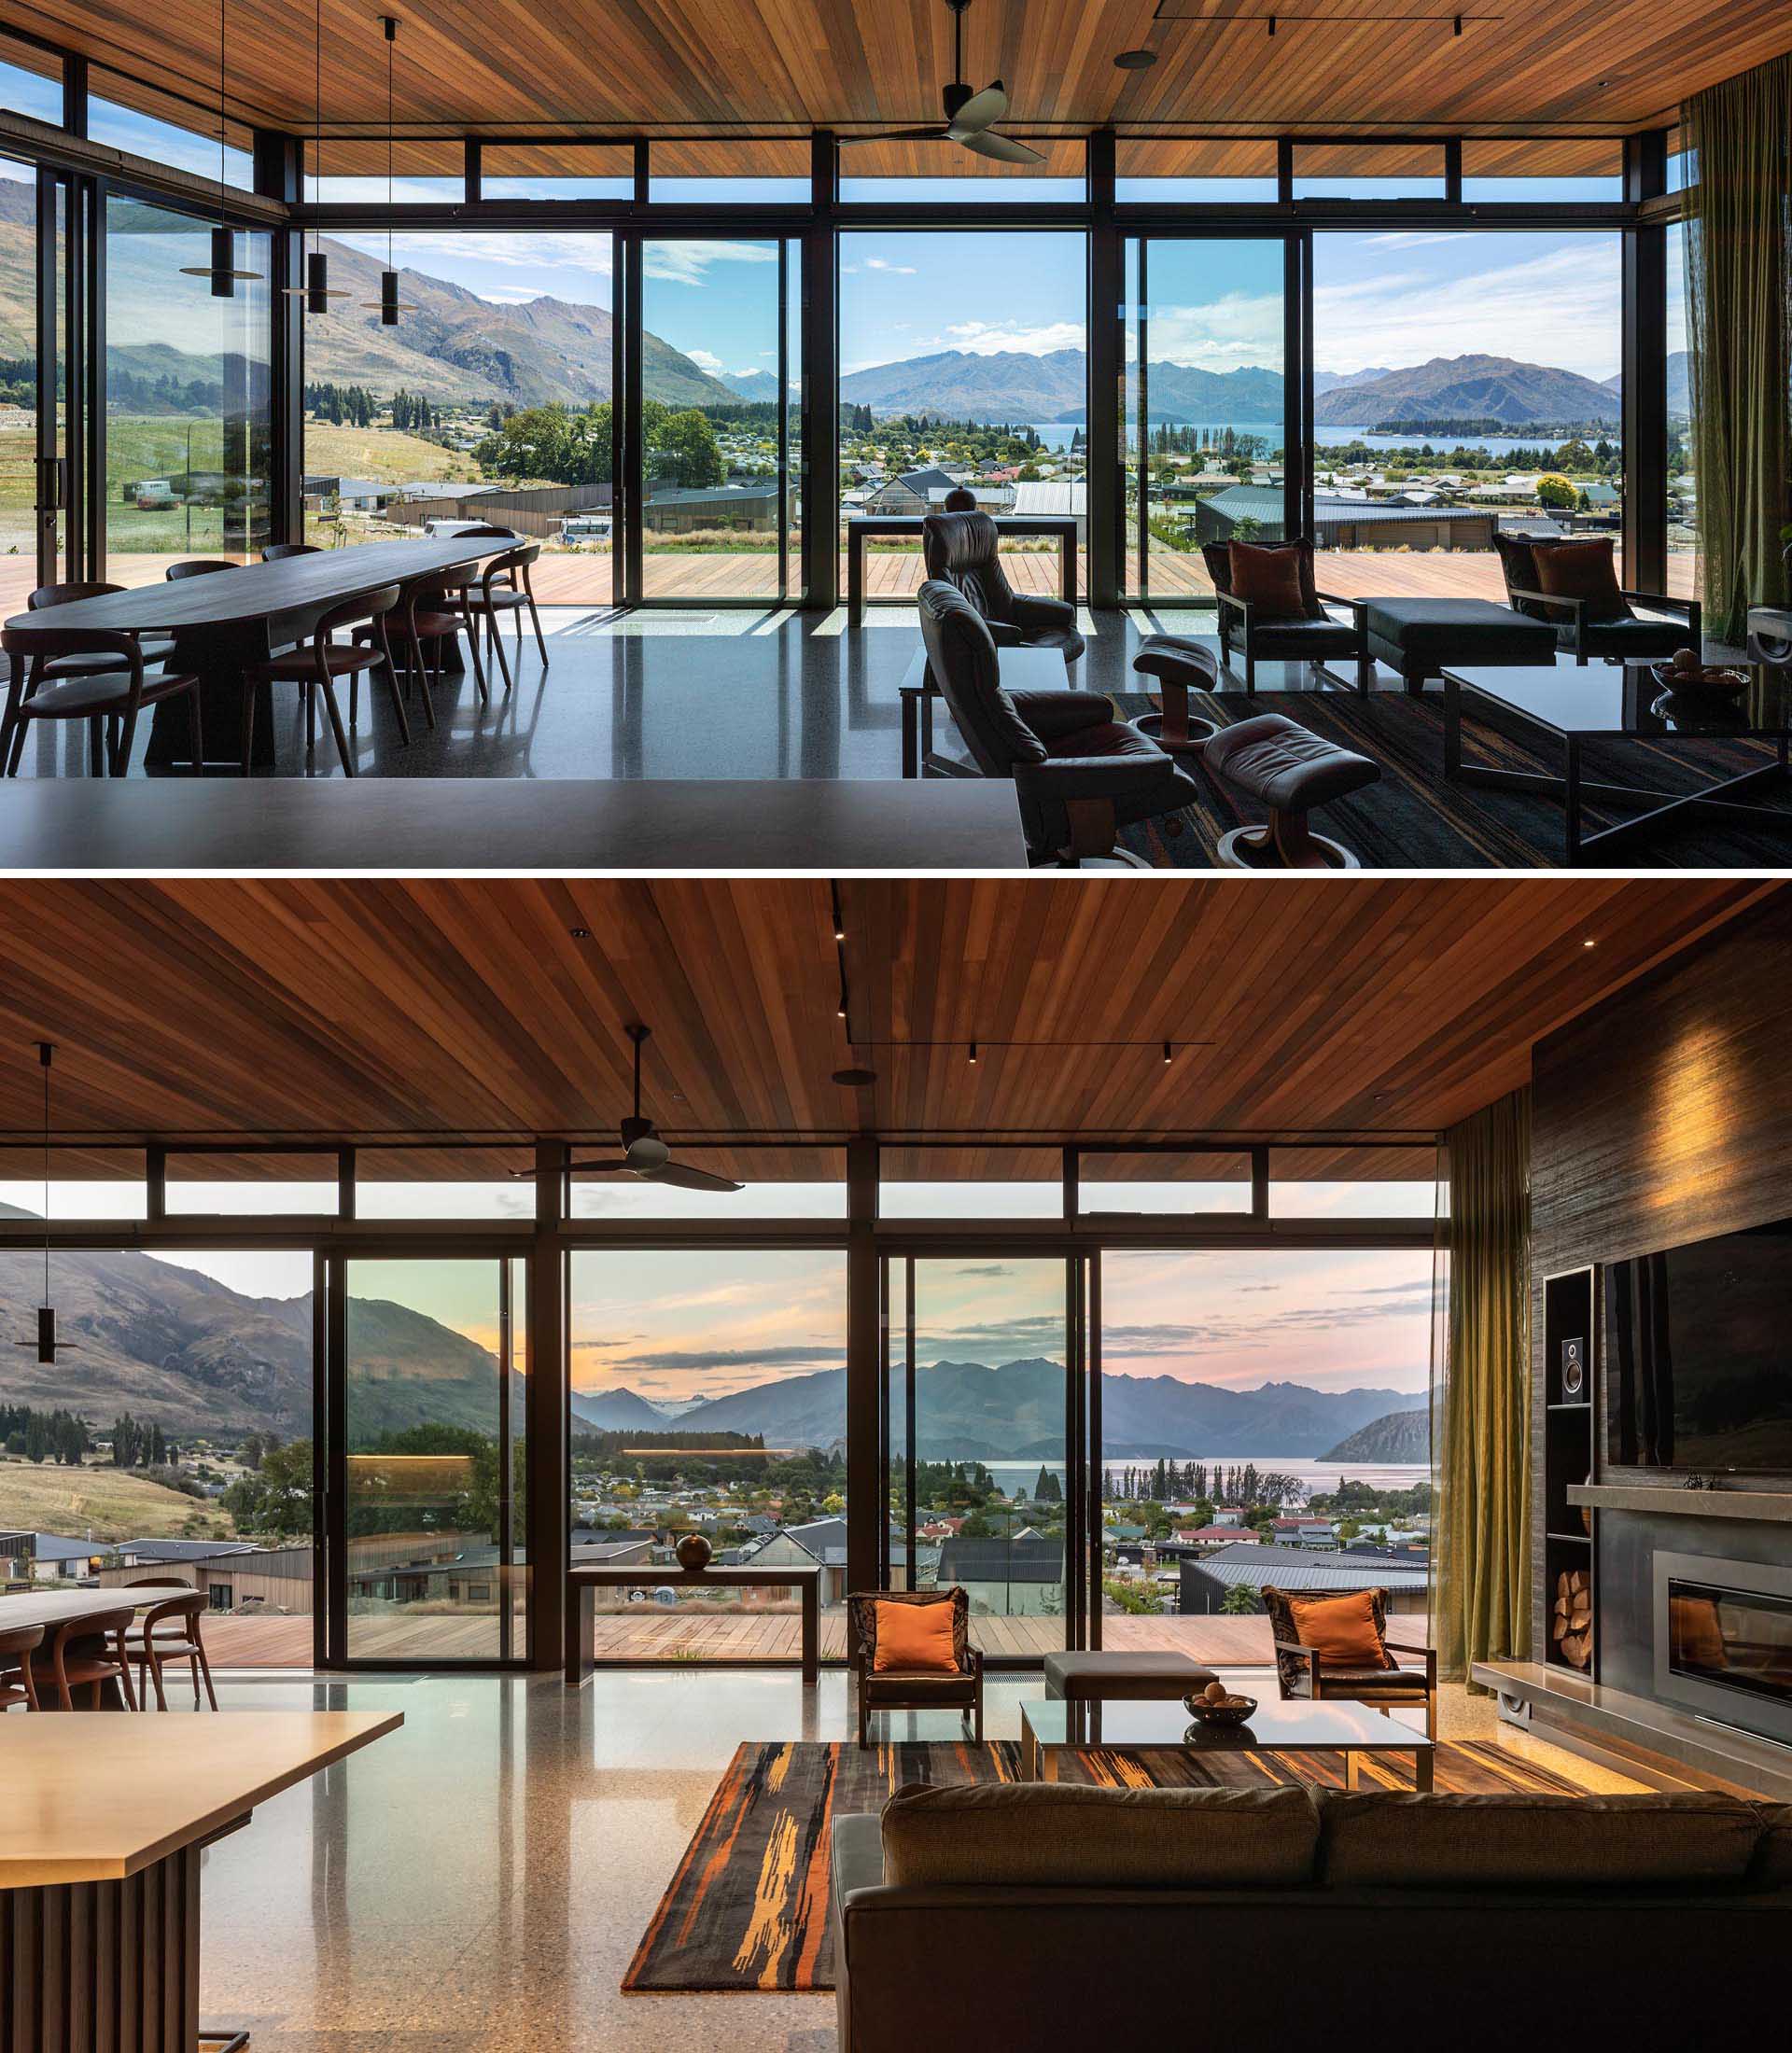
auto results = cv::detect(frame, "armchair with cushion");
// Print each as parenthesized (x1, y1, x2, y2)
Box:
(1260, 1584, 1436, 1738)
(917, 580, 1198, 866)
(1201, 539, 1369, 693)
(1493, 531, 1701, 664)
(922, 510, 1085, 661)
(847, 1587, 983, 1748)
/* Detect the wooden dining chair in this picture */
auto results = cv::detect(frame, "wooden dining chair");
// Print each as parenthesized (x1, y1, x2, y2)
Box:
(260, 542, 320, 561)
(1, 625, 204, 777)
(238, 583, 406, 775)
(27, 581, 177, 677)
(399, 571, 488, 716)
(0, 1623, 44, 1711)
(466, 542, 549, 689)
(30, 1608, 139, 1711)
(133, 1590, 219, 1711)
(165, 558, 239, 580)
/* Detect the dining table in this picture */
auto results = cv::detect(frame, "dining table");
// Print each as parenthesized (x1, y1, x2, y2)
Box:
(3, 1585, 189, 1709)
(2, 535, 517, 770)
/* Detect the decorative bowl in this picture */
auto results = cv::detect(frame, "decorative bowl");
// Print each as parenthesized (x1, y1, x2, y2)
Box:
(1184, 1693, 1257, 1727)
(675, 1531, 712, 1571)
(1649, 661, 1751, 699)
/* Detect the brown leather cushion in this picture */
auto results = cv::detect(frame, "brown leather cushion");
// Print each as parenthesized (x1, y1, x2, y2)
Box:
(1203, 714, 1379, 812)
(881, 1782, 1320, 1890)
(1531, 537, 1628, 622)
(1043, 719, 1162, 762)
(1285, 1589, 1390, 1671)
(1228, 541, 1309, 621)
(872, 1597, 959, 1674)
(1320, 1792, 1763, 1890)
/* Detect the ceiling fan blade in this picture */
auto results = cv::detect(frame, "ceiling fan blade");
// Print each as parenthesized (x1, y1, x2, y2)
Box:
(567, 1159, 635, 1174)
(839, 127, 945, 144)
(640, 1163, 747, 1194)
(959, 129, 1044, 164)
(945, 83, 1007, 136)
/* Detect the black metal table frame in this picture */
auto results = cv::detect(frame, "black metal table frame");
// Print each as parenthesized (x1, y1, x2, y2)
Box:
(1443, 670, 1791, 865)
(847, 515, 1078, 627)
(564, 1563, 820, 1688)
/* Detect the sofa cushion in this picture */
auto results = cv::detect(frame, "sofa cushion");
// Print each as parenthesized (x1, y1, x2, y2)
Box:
(871, 1596, 959, 1674)
(1229, 541, 1310, 621)
(1319, 1791, 1763, 1891)
(1531, 536, 1628, 622)
(1284, 1589, 1390, 1670)
(1363, 597, 1556, 663)
(881, 1782, 1320, 1891)
(1749, 1804, 1792, 1888)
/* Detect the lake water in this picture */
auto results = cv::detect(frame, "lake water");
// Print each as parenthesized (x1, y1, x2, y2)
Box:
(1026, 421, 1589, 459)
(972, 1455, 1429, 1501)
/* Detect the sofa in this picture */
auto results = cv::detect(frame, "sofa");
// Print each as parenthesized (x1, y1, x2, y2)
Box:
(832, 1781, 1791, 2051)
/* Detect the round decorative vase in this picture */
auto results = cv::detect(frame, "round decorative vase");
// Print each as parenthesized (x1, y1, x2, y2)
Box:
(676, 1532, 712, 1571)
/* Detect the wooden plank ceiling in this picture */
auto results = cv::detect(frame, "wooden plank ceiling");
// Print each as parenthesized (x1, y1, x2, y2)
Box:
(0, 879, 1771, 1178)
(10, 0, 1792, 147)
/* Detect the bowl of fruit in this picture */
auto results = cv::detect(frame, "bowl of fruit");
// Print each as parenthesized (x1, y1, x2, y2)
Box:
(1184, 1680, 1257, 1727)
(1651, 648, 1751, 698)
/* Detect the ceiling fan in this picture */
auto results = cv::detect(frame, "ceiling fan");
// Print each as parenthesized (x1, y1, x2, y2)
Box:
(840, 0, 1044, 165)
(567, 1025, 744, 1194)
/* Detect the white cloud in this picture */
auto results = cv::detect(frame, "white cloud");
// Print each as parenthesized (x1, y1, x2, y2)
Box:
(936, 316, 1085, 356)
(1133, 290, 1284, 373)
(642, 240, 781, 286)
(687, 347, 724, 372)
(862, 256, 917, 274)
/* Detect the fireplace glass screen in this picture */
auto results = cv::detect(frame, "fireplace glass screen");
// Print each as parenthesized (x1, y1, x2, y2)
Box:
(1667, 1579, 1792, 1708)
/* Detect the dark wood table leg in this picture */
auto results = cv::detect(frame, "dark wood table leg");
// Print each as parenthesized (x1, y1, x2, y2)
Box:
(564, 1581, 593, 1689)
(1564, 735, 1583, 866)
(1414, 1746, 1434, 1794)
(802, 1576, 819, 1691)
(146, 622, 275, 773)
(1060, 535, 1075, 607)
(902, 690, 919, 779)
(848, 531, 864, 628)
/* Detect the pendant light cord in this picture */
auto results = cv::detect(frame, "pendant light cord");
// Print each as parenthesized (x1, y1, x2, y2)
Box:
(39, 1047, 50, 1306)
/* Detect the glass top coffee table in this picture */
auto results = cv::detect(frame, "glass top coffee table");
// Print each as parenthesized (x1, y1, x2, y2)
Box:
(1440, 659, 1790, 865)
(1019, 1697, 1433, 1791)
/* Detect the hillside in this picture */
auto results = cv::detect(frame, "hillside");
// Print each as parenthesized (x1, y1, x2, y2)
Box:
(0, 1456, 234, 1543)
(1312, 353, 1619, 428)
(839, 346, 1283, 425)
(1322, 1405, 1430, 1463)
(571, 1386, 674, 1432)
(674, 1358, 1416, 1459)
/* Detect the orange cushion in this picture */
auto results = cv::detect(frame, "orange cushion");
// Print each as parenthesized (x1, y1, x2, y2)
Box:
(1530, 537, 1627, 622)
(1227, 541, 1309, 621)
(872, 1599, 959, 1674)
(1287, 1590, 1389, 1671)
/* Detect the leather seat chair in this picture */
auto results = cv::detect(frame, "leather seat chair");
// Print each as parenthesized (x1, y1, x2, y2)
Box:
(848, 1588, 983, 1748)
(922, 510, 1085, 661)
(917, 580, 1197, 866)
(1201, 540, 1367, 692)
(1493, 531, 1700, 664)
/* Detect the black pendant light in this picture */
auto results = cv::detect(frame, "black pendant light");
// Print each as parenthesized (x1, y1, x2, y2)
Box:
(178, 0, 262, 296)
(13, 1043, 79, 1367)
(284, 0, 349, 312)
(362, 16, 416, 326)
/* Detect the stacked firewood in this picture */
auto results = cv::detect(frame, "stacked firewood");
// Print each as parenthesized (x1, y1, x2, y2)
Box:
(1552, 1567, 1593, 1669)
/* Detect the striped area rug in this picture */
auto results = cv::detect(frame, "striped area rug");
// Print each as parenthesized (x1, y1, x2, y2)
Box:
(623, 1735, 1586, 1994)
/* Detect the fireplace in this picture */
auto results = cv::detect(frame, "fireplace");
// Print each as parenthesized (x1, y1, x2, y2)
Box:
(1654, 1550, 1792, 1747)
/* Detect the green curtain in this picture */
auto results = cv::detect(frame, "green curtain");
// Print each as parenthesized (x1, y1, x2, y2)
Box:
(1431, 1087, 1531, 1684)
(1683, 55, 1792, 643)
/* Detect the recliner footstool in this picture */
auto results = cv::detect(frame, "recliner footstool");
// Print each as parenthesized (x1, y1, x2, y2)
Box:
(1364, 597, 1555, 694)
(1205, 712, 1380, 870)
(1129, 635, 1219, 755)
(1043, 1650, 1221, 1702)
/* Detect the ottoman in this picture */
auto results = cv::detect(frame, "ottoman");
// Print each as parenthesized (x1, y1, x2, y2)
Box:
(1364, 597, 1556, 693)
(1204, 711, 1380, 870)
(1043, 1650, 1220, 1702)
(1130, 635, 1219, 755)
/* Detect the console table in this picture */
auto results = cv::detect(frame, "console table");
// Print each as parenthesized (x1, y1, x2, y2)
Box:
(565, 1562, 820, 1687)
(898, 643, 1074, 777)
(847, 515, 1078, 626)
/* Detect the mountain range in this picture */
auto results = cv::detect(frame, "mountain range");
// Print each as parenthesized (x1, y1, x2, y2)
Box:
(1309, 352, 1620, 428)
(1321, 1405, 1429, 1463)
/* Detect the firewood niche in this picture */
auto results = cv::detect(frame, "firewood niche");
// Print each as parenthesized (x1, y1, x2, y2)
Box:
(1552, 1567, 1593, 1669)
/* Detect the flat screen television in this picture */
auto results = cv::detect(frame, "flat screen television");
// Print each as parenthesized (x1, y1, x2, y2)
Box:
(1604, 1219, 1792, 1473)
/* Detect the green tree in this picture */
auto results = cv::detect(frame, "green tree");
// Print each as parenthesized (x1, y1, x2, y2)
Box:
(1535, 472, 1578, 510)
(649, 408, 724, 490)
(222, 1438, 314, 1540)
(1221, 1581, 1260, 1615)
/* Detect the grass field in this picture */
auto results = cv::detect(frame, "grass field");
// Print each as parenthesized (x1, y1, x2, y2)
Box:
(301, 419, 477, 486)
(0, 1457, 235, 1543)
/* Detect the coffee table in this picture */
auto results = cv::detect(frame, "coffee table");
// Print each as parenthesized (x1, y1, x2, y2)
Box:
(1441, 659, 1791, 864)
(1019, 1695, 1434, 1791)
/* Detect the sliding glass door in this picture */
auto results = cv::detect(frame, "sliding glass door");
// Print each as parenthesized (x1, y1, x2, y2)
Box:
(1124, 236, 1294, 604)
(331, 1254, 528, 1664)
(0, 154, 69, 611)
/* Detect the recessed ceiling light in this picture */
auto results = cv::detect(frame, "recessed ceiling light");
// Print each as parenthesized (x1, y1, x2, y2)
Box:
(833, 1067, 877, 1086)
(1582, 938, 1598, 948)
(568, 927, 590, 940)
(1114, 47, 1156, 68)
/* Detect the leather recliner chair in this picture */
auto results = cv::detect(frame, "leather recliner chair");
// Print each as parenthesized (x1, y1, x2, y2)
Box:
(917, 580, 1197, 866)
(922, 510, 1085, 660)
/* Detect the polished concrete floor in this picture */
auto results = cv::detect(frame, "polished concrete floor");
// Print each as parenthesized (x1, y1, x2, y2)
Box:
(4, 605, 1381, 783)
(194, 1667, 1638, 2051)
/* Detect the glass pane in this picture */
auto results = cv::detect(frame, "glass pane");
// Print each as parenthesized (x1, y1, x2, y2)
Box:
(355, 1147, 538, 1219)
(308, 139, 465, 203)
(878, 1145, 1063, 1217)
(164, 1151, 342, 1215)
(1293, 143, 1446, 200)
(648, 139, 808, 204)
(344, 1258, 527, 1661)
(839, 137, 1085, 203)
(90, 72, 254, 187)
(1098, 1249, 1435, 1662)
(303, 230, 617, 610)
(1077, 1152, 1253, 1214)
(1115, 139, 1277, 203)
(0, 32, 62, 125)
(1269, 1145, 1440, 1218)
(482, 142, 633, 200)
(1459, 138, 1623, 201)
(1665, 220, 1696, 603)
(838, 230, 1087, 603)
(0, 157, 49, 614)
(0, 1145, 147, 1219)
(1132, 237, 1286, 602)
(1310, 230, 1624, 608)
(568, 1249, 847, 1663)
(639, 238, 790, 599)
(908, 1259, 1069, 1651)
(104, 198, 272, 582)
(570, 1146, 845, 1217)
(0, 1244, 316, 1669)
